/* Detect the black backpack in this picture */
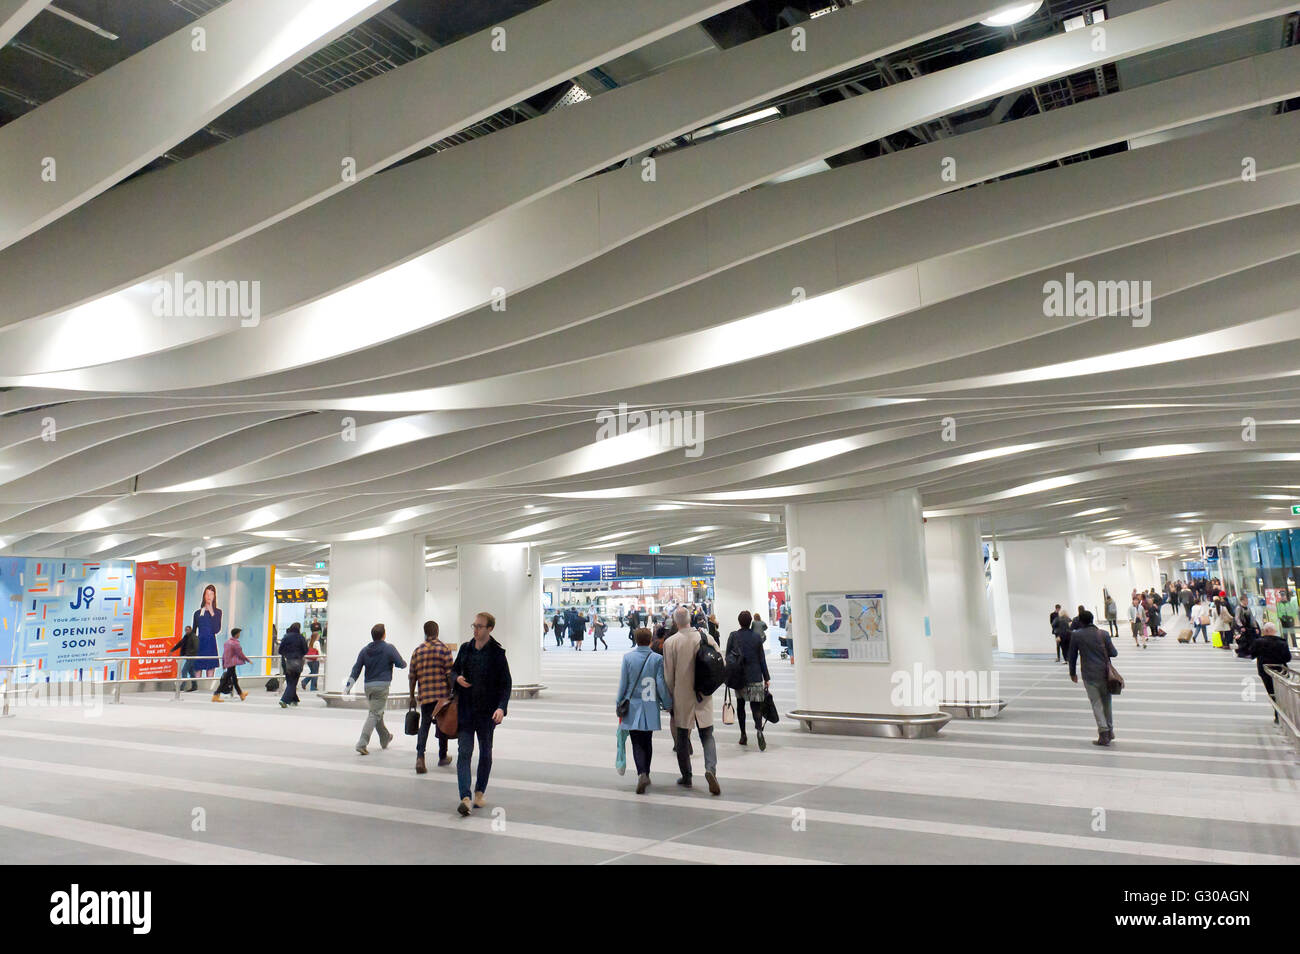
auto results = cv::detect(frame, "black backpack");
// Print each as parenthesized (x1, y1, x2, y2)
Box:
(724, 641, 747, 691)
(693, 629, 725, 696)
(265, 677, 280, 691)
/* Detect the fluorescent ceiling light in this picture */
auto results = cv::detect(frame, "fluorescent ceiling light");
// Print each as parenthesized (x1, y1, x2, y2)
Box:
(712, 107, 780, 133)
(47, 5, 119, 40)
(980, 2, 1043, 27)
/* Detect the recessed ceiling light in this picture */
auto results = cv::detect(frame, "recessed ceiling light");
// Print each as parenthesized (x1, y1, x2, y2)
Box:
(980, 2, 1044, 27)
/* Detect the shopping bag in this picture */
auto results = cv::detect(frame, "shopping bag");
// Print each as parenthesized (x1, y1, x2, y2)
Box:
(722, 688, 735, 725)
(1212, 632, 1224, 648)
(615, 727, 628, 775)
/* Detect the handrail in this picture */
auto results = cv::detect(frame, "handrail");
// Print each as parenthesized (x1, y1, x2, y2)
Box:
(1263, 664, 1300, 753)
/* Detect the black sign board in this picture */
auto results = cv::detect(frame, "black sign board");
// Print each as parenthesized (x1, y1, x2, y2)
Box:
(653, 554, 690, 578)
(616, 553, 655, 578)
(688, 555, 716, 577)
(275, 587, 328, 603)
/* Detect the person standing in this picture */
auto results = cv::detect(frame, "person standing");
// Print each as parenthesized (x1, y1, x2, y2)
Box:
(662, 606, 722, 795)
(1103, 591, 1119, 638)
(571, 609, 586, 651)
(1067, 610, 1119, 746)
(1190, 599, 1210, 643)
(1145, 598, 1163, 642)
(616, 627, 673, 794)
(409, 620, 455, 773)
(192, 584, 222, 681)
(278, 622, 308, 708)
(452, 612, 512, 816)
(170, 625, 199, 692)
(1179, 584, 1194, 619)
(344, 623, 407, 755)
(302, 630, 321, 691)
(751, 611, 768, 644)
(725, 611, 771, 749)
(552, 612, 565, 648)
(212, 627, 250, 702)
(1128, 596, 1146, 649)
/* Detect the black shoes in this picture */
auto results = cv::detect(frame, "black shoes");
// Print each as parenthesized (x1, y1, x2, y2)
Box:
(1092, 730, 1114, 746)
(757, 730, 766, 752)
(636, 774, 649, 795)
(738, 734, 748, 746)
(676, 776, 692, 788)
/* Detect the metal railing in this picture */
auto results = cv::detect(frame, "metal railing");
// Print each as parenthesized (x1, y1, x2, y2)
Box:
(0, 663, 35, 717)
(84, 654, 328, 703)
(1264, 664, 1300, 754)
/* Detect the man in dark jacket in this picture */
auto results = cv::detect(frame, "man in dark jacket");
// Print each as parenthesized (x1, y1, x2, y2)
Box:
(171, 625, 199, 692)
(452, 611, 512, 816)
(1052, 611, 1072, 663)
(1249, 623, 1293, 723)
(278, 622, 309, 708)
(1068, 610, 1120, 746)
(725, 611, 771, 749)
(345, 623, 407, 755)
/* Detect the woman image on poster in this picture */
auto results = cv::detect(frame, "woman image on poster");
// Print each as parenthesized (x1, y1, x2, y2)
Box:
(193, 584, 222, 678)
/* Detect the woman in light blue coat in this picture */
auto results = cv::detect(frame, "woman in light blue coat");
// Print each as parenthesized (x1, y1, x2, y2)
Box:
(616, 627, 673, 794)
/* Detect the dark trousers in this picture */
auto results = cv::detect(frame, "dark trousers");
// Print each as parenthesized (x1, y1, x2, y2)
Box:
(629, 729, 653, 776)
(593, 633, 607, 650)
(554, 630, 565, 647)
(281, 658, 303, 704)
(735, 698, 764, 736)
(217, 667, 242, 696)
(179, 658, 198, 691)
(302, 660, 319, 691)
(1105, 619, 1118, 637)
(417, 702, 449, 759)
(457, 713, 496, 799)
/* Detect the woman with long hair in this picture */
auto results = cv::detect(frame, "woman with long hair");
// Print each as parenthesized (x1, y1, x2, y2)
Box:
(192, 584, 222, 679)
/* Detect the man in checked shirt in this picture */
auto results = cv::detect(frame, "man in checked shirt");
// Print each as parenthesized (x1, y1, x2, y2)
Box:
(409, 620, 455, 773)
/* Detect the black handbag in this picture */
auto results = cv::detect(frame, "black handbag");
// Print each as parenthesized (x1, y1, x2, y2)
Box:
(404, 699, 420, 735)
(617, 653, 651, 719)
(761, 689, 780, 724)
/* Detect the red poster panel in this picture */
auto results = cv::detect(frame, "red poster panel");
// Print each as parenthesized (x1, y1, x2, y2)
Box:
(129, 562, 186, 679)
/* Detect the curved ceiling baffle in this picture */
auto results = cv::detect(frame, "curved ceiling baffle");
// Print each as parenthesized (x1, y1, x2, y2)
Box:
(2, 0, 1299, 569)
(0, 0, 397, 250)
(1, 0, 1012, 383)
(0, 0, 745, 326)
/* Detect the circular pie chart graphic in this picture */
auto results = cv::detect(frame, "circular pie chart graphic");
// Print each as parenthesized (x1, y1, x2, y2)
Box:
(814, 603, 842, 633)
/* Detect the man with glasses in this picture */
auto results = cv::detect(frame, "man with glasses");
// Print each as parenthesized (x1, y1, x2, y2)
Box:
(451, 612, 512, 816)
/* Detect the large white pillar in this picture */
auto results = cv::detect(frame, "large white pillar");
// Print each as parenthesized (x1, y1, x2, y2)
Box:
(786, 489, 944, 735)
(925, 516, 997, 708)
(712, 553, 768, 633)
(325, 534, 424, 693)
(425, 565, 460, 650)
(458, 543, 543, 691)
(990, 538, 1070, 655)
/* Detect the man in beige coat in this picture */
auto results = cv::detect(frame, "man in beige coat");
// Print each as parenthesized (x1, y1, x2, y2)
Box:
(662, 606, 721, 795)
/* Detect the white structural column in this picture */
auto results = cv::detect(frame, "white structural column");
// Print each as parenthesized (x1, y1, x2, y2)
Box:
(424, 565, 460, 649)
(924, 516, 998, 709)
(325, 534, 424, 693)
(786, 490, 944, 735)
(458, 544, 543, 692)
(712, 554, 768, 631)
(988, 538, 1068, 656)
(0, 0, 392, 250)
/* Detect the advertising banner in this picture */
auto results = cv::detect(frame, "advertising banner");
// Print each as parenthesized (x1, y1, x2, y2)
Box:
(806, 590, 889, 662)
(129, 562, 185, 679)
(0, 559, 135, 680)
(183, 565, 273, 677)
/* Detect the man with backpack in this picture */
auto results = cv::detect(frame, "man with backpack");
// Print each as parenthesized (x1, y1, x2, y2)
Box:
(662, 606, 723, 795)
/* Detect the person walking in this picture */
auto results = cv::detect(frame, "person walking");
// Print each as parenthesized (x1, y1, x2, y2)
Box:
(1179, 584, 1194, 619)
(616, 626, 673, 794)
(278, 622, 308, 708)
(212, 628, 250, 702)
(751, 612, 768, 644)
(591, 616, 608, 651)
(1248, 623, 1293, 723)
(409, 620, 455, 773)
(302, 630, 321, 691)
(552, 612, 565, 648)
(1103, 591, 1119, 638)
(725, 611, 771, 750)
(1052, 609, 1072, 663)
(1190, 599, 1210, 643)
(571, 609, 586, 651)
(344, 623, 407, 755)
(170, 624, 199, 692)
(1067, 609, 1119, 746)
(452, 612, 512, 816)
(662, 606, 722, 795)
(1212, 600, 1235, 650)
(1144, 598, 1163, 641)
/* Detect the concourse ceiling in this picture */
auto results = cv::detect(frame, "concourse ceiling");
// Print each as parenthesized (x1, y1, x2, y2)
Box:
(1, 0, 1299, 572)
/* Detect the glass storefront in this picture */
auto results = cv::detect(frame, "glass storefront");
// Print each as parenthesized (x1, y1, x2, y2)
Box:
(1222, 529, 1300, 641)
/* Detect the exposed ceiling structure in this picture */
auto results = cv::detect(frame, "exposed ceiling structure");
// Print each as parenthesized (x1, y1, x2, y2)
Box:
(2, 0, 1299, 573)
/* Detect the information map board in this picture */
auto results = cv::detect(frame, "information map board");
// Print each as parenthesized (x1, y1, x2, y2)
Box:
(806, 590, 889, 662)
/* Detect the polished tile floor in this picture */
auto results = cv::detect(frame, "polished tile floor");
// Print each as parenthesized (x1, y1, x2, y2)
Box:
(1, 621, 1296, 864)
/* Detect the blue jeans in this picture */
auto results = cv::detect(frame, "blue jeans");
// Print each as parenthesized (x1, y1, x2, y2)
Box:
(416, 702, 449, 759)
(301, 660, 319, 691)
(1192, 623, 1208, 642)
(457, 713, 496, 799)
(179, 658, 197, 690)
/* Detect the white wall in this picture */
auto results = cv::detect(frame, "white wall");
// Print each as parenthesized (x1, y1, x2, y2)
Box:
(458, 543, 542, 688)
(713, 553, 768, 631)
(925, 516, 992, 681)
(326, 534, 424, 692)
(425, 565, 460, 648)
